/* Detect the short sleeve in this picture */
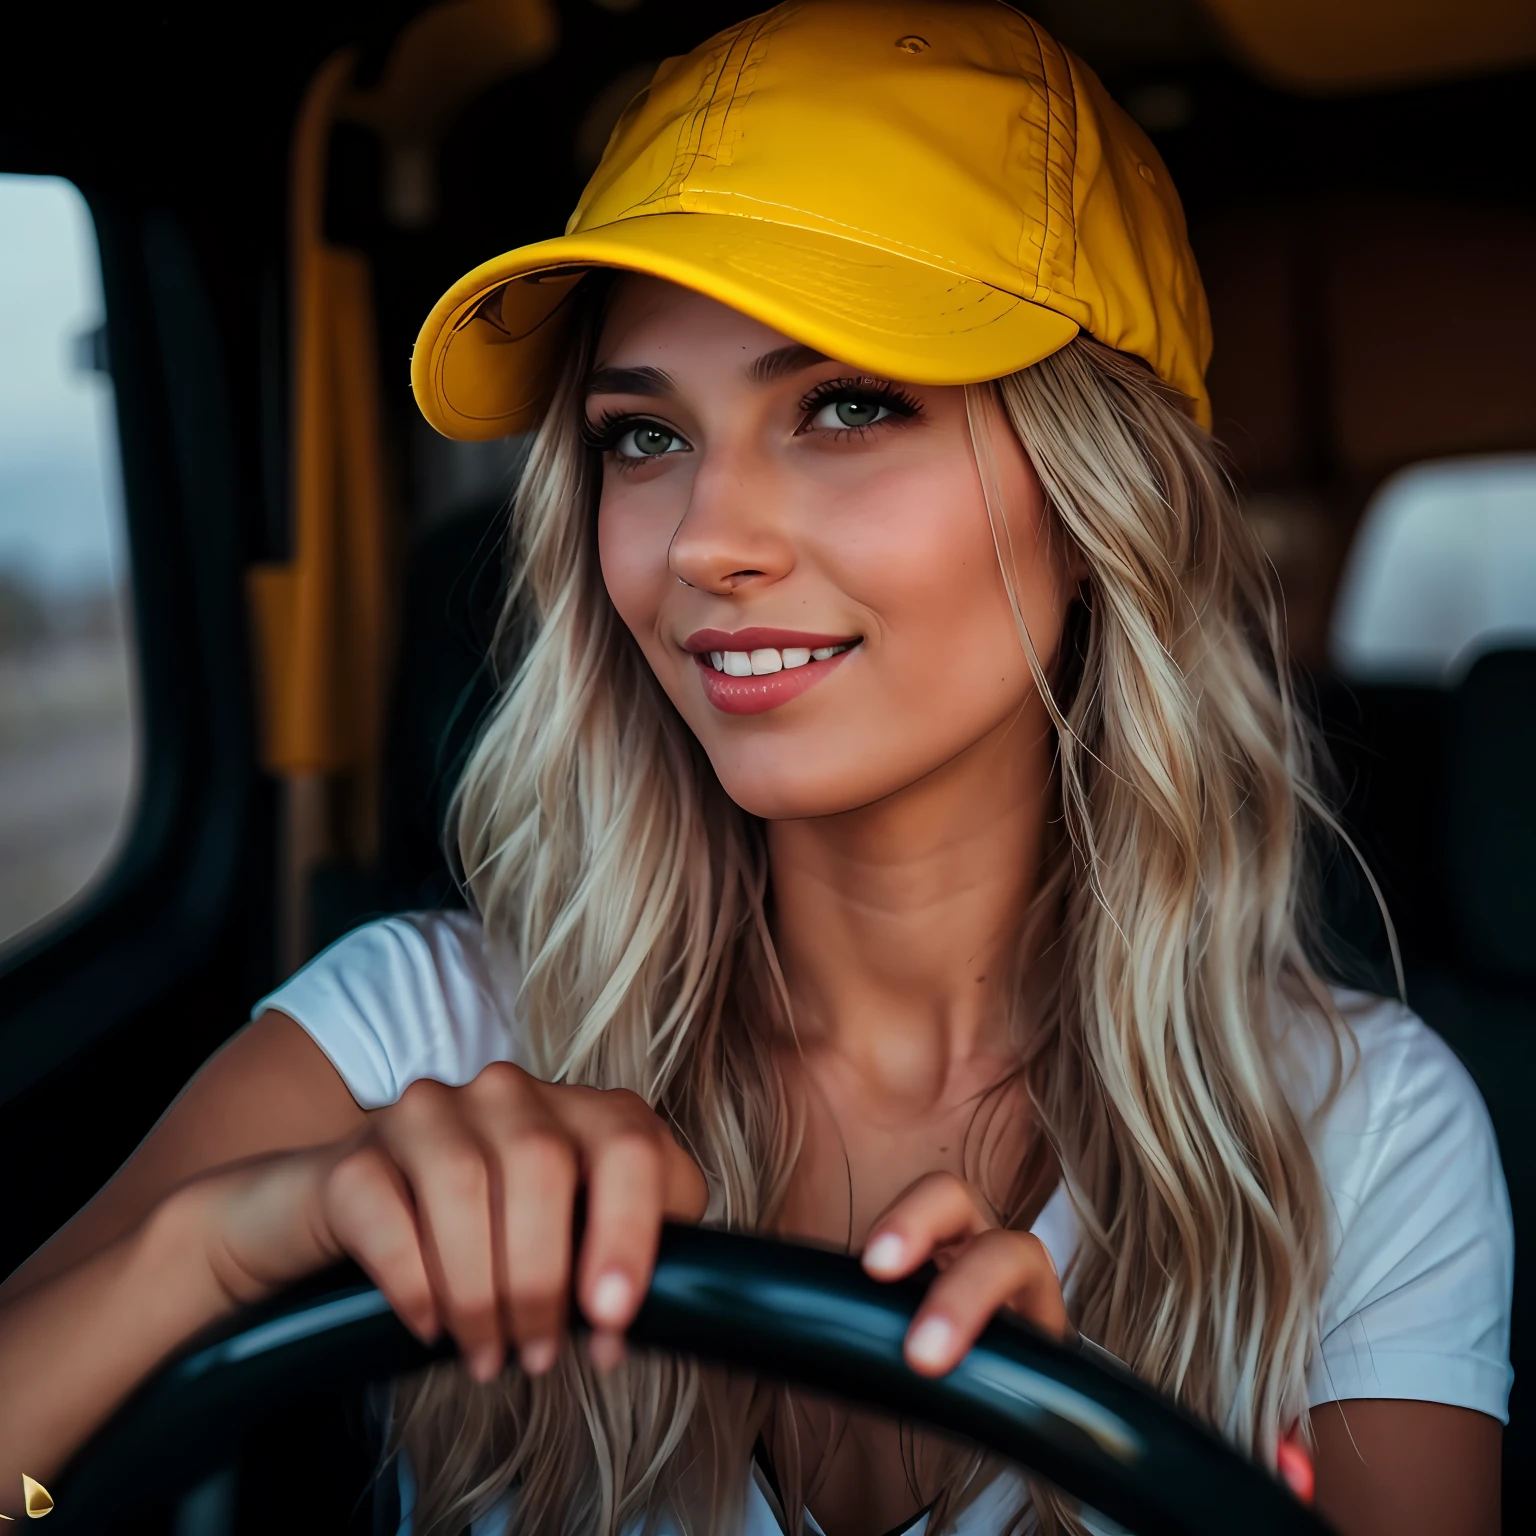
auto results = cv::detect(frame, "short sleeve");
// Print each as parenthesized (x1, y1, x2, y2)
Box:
(250, 911, 524, 1110)
(1307, 996, 1515, 1422)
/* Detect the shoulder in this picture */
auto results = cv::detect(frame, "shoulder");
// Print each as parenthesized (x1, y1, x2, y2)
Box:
(1289, 990, 1514, 1420)
(1298, 990, 1504, 1215)
(251, 911, 526, 1110)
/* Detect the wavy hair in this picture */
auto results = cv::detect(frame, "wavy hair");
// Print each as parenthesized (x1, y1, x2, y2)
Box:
(381, 271, 1354, 1535)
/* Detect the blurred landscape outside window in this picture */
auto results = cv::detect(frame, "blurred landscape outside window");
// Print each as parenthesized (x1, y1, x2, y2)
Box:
(0, 175, 137, 954)
(1330, 456, 1536, 684)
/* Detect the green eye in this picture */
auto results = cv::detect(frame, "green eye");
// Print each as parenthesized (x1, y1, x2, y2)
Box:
(810, 396, 894, 432)
(834, 398, 884, 427)
(626, 425, 676, 456)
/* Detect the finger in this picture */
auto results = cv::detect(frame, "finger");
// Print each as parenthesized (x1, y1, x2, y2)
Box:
(464, 1069, 579, 1375)
(577, 1116, 667, 1338)
(659, 1129, 710, 1223)
(861, 1172, 993, 1280)
(556, 1086, 708, 1223)
(905, 1229, 1069, 1376)
(1276, 1435, 1315, 1505)
(549, 1087, 706, 1344)
(375, 1083, 503, 1382)
(586, 1330, 628, 1372)
(321, 1141, 441, 1346)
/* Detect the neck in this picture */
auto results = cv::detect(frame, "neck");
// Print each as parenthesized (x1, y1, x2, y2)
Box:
(766, 697, 1054, 1114)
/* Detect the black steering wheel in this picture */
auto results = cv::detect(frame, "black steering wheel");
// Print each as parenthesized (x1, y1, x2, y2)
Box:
(49, 1226, 1334, 1536)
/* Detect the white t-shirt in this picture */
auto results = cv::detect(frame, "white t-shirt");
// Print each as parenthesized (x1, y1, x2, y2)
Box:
(253, 910, 1515, 1536)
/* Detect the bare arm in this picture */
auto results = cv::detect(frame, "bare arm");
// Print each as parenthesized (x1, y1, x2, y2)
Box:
(0, 1010, 366, 1519)
(1, 1011, 365, 1303)
(0, 1055, 707, 1521)
(1313, 1400, 1501, 1536)
(0, 1190, 238, 1519)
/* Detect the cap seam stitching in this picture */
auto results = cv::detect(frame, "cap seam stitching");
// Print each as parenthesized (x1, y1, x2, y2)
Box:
(664, 38, 731, 202)
(1023, 14, 1053, 294)
(996, 2, 1040, 297)
(1052, 45, 1083, 300)
(707, 5, 779, 170)
(690, 17, 758, 175)
(630, 10, 777, 218)
(634, 30, 741, 212)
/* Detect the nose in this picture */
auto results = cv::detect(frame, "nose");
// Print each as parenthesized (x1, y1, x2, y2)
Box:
(668, 443, 795, 594)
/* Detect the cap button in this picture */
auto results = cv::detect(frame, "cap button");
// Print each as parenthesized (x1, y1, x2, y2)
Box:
(894, 35, 930, 54)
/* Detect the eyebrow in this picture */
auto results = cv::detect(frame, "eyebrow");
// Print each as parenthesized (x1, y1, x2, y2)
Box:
(584, 364, 676, 400)
(583, 343, 835, 401)
(746, 342, 832, 384)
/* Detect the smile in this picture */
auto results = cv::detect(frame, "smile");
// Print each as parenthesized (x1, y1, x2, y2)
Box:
(683, 629, 862, 716)
(705, 642, 854, 675)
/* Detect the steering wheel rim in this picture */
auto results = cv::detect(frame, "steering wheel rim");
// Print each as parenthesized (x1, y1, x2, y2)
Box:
(49, 1224, 1334, 1536)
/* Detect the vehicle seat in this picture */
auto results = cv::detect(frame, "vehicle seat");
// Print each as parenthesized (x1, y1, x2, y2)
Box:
(1400, 649, 1535, 1512)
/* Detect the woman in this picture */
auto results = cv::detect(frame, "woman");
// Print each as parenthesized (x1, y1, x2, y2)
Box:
(0, 4, 1512, 1534)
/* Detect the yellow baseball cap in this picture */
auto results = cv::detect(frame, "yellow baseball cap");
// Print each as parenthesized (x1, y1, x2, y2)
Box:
(411, 0, 1213, 440)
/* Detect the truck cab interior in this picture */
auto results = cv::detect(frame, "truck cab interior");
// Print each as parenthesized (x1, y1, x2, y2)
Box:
(0, 1, 1531, 1531)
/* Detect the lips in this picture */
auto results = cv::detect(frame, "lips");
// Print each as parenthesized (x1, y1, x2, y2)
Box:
(683, 629, 862, 715)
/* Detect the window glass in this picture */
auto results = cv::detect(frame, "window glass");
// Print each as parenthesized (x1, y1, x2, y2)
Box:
(1330, 454, 1536, 684)
(0, 174, 137, 952)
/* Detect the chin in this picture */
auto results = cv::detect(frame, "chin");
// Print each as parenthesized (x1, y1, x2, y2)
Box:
(704, 754, 912, 822)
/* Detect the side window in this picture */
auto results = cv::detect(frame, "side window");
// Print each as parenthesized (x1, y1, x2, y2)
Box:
(0, 175, 138, 954)
(1330, 454, 1536, 683)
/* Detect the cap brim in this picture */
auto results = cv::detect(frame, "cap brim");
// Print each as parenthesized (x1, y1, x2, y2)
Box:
(411, 213, 1080, 441)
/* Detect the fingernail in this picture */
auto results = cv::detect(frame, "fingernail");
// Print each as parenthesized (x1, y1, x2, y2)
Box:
(519, 1338, 558, 1376)
(589, 1270, 633, 1327)
(907, 1316, 956, 1370)
(1276, 1438, 1314, 1505)
(470, 1344, 502, 1382)
(863, 1232, 905, 1275)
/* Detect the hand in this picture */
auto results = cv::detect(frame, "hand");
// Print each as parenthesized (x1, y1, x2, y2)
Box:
(859, 1172, 1070, 1375)
(185, 1063, 708, 1383)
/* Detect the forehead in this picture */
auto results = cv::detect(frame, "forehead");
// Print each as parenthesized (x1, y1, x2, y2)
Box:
(595, 274, 797, 367)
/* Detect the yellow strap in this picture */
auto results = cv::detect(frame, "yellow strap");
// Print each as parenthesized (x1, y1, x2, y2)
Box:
(247, 51, 391, 799)
(246, 4, 557, 834)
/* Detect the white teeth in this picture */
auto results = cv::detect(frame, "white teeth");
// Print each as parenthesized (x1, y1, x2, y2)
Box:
(708, 641, 856, 677)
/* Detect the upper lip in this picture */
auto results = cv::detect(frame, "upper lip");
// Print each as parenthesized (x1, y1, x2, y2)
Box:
(682, 628, 861, 654)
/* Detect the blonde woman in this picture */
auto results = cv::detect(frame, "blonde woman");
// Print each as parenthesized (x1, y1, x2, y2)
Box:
(0, 4, 1512, 1535)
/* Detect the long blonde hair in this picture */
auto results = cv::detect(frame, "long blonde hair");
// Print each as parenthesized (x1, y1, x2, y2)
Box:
(383, 273, 1353, 1534)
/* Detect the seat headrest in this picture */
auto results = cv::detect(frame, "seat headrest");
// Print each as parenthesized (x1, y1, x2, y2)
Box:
(1445, 648, 1536, 982)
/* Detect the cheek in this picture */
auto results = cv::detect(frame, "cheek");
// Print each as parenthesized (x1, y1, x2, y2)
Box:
(590, 429, 1072, 823)
(597, 487, 671, 645)
(827, 454, 1060, 693)
(700, 454, 1062, 818)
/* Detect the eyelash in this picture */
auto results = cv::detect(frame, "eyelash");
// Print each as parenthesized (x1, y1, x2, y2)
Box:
(579, 409, 648, 454)
(796, 377, 923, 437)
(580, 377, 924, 468)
